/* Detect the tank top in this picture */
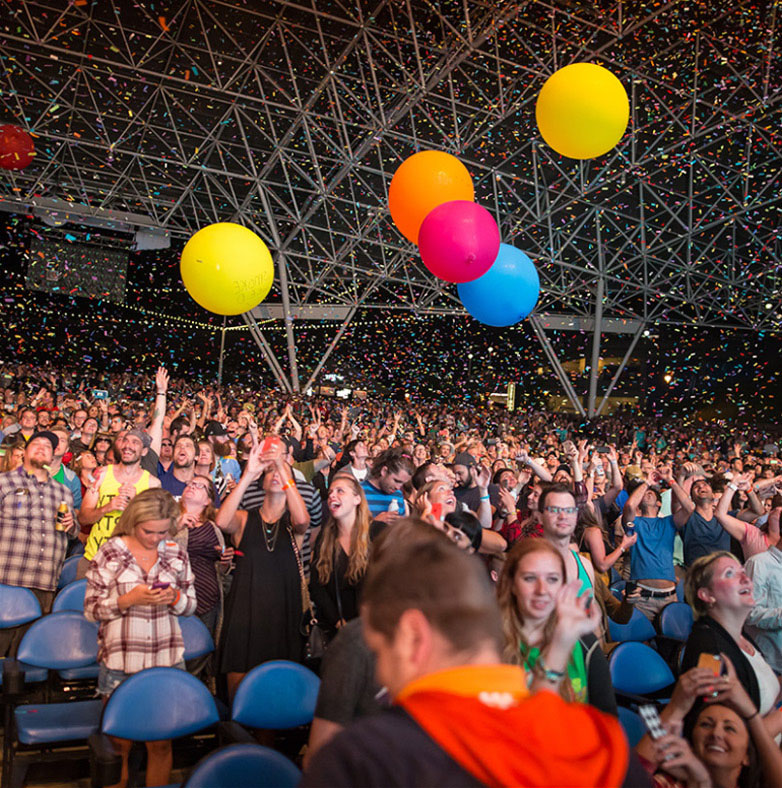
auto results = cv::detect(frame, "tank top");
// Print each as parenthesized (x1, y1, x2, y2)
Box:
(572, 550, 594, 595)
(84, 465, 152, 560)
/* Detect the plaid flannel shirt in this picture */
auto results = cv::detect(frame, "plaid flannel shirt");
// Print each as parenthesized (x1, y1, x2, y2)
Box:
(84, 536, 197, 673)
(0, 466, 74, 591)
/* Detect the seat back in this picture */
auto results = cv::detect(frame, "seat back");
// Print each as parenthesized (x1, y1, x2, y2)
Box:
(16, 611, 98, 669)
(179, 615, 215, 660)
(659, 602, 693, 642)
(0, 584, 42, 628)
(232, 660, 320, 729)
(609, 642, 675, 695)
(617, 706, 646, 748)
(607, 608, 657, 643)
(183, 743, 301, 788)
(52, 578, 88, 613)
(102, 667, 219, 741)
(58, 555, 81, 589)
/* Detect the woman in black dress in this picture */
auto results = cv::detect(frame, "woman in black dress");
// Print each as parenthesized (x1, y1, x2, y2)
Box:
(215, 439, 310, 700)
(309, 473, 372, 638)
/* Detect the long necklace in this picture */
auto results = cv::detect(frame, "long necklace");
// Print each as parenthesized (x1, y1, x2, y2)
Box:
(262, 517, 281, 553)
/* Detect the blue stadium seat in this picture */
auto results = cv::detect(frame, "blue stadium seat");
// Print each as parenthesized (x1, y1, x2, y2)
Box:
(659, 602, 693, 641)
(183, 743, 301, 788)
(232, 660, 320, 730)
(58, 555, 81, 589)
(179, 615, 215, 661)
(100, 667, 219, 741)
(3, 612, 102, 787)
(0, 585, 47, 686)
(52, 578, 87, 613)
(617, 706, 646, 748)
(609, 642, 675, 697)
(607, 608, 656, 643)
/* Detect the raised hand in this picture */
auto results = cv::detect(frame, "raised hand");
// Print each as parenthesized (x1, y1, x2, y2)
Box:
(155, 367, 169, 394)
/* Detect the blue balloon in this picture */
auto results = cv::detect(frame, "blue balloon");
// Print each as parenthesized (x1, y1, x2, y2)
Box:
(457, 243, 540, 326)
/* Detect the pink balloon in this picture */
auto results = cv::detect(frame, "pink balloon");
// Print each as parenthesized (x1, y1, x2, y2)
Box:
(418, 200, 500, 283)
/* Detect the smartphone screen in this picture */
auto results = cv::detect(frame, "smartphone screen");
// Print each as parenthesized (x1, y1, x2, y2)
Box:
(151, 581, 170, 590)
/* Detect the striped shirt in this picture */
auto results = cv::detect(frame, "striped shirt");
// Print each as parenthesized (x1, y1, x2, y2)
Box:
(360, 478, 405, 517)
(84, 536, 197, 673)
(0, 466, 74, 592)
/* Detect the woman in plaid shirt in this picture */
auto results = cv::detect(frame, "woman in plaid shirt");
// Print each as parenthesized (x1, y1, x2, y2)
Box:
(85, 488, 196, 788)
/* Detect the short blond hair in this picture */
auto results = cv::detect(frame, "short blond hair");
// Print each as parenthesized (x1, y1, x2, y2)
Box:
(684, 551, 737, 619)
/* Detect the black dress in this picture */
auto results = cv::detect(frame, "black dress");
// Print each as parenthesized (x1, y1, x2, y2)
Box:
(220, 509, 303, 673)
(309, 534, 364, 637)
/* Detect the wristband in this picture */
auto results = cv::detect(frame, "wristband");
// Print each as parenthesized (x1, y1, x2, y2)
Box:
(156, 391, 166, 395)
(534, 655, 566, 682)
(742, 711, 759, 721)
(172, 589, 181, 606)
(727, 482, 738, 492)
(480, 495, 490, 502)
(281, 479, 294, 491)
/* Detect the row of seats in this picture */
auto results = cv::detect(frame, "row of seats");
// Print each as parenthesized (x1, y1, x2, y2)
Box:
(0, 582, 321, 787)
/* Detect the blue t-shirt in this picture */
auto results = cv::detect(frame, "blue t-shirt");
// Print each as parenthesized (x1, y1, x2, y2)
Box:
(360, 479, 405, 517)
(630, 515, 678, 582)
(160, 468, 188, 499)
(683, 511, 730, 566)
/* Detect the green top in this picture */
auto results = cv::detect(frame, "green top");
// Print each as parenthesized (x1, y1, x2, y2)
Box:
(520, 641, 588, 703)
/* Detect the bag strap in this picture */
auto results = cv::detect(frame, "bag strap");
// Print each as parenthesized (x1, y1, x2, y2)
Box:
(289, 526, 313, 616)
(333, 552, 344, 623)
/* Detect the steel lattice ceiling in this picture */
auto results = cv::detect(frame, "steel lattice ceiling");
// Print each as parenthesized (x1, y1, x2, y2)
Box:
(1, 0, 780, 338)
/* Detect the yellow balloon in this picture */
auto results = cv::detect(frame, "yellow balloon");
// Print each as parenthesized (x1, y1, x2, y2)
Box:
(535, 63, 629, 159)
(180, 223, 274, 315)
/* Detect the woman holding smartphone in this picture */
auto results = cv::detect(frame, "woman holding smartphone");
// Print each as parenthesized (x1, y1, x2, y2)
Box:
(496, 538, 617, 715)
(682, 552, 782, 736)
(85, 488, 196, 788)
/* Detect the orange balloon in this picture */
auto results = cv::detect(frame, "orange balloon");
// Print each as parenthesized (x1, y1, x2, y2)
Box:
(388, 151, 474, 243)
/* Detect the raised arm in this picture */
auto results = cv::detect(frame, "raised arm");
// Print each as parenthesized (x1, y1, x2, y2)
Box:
(148, 366, 168, 457)
(714, 473, 752, 542)
(516, 450, 552, 483)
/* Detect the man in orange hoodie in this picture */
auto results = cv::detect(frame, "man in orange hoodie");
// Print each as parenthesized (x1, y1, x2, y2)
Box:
(302, 522, 650, 787)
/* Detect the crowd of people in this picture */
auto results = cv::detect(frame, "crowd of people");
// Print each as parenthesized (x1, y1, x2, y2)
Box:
(1, 359, 782, 787)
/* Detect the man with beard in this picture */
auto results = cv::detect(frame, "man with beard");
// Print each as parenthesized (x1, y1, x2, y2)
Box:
(0, 432, 77, 654)
(77, 428, 160, 577)
(204, 420, 241, 497)
(361, 448, 414, 520)
(450, 452, 494, 529)
(673, 475, 730, 565)
(159, 435, 196, 498)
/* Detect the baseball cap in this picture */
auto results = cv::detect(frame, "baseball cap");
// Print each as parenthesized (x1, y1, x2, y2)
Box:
(28, 431, 58, 452)
(204, 421, 228, 438)
(453, 452, 477, 469)
(126, 428, 152, 449)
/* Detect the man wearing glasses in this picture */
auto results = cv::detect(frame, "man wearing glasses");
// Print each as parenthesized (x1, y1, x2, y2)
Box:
(539, 483, 595, 594)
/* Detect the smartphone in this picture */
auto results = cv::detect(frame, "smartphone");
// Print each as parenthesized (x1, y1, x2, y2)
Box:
(151, 581, 170, 590)
(261, 435, 280, 453)
(638, 704, 666, 741)
(92, 389, 109, 400)
(431, 502, 443, 521)
(697, 652, 724, 676)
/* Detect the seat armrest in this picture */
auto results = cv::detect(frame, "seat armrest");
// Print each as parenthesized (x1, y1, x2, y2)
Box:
(89, 732, 122, 788)
(2, 658, 25, 701)
(217, 719, 256, 746)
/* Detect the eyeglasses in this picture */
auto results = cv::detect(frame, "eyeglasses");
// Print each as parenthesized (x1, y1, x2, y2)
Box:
(161, 441, 172, 447)
(186, 481, 210, 493)
(544, 505, 577, 515)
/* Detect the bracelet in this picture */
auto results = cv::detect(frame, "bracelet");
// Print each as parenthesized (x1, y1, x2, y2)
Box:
(727, 482, 738, 492)
(281, 479, 294, 490)
(534, 655, 566, 683)
(156, 391, 166, 395)
(480, 495, 490, 502)
(171, 589, 181, 606)
(742, 711, 759, 721)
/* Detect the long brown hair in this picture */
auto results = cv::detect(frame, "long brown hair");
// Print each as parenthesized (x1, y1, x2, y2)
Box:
(496, 538, 566, 666)
(178, 474, 218, 525)
(316, 473, 372, 585)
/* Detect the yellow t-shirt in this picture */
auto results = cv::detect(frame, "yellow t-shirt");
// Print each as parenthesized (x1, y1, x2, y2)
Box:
(84, 465, 152, 561)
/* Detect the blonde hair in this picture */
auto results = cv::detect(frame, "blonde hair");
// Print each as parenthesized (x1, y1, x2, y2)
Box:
(685, 551, 738, 619)
(113, 488, 179, 538)
(316, 473, 372, 585)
